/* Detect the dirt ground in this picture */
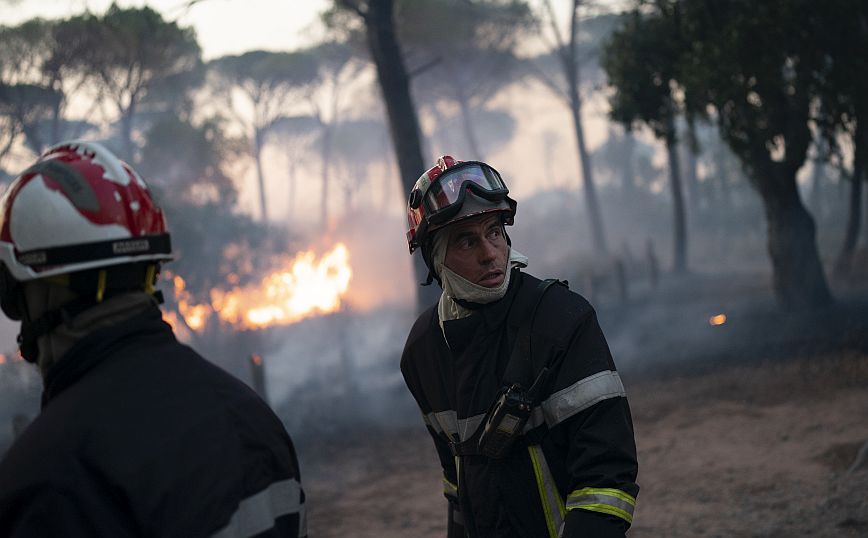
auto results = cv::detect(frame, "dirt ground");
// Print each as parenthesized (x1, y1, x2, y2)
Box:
(301, 350, 868, 537)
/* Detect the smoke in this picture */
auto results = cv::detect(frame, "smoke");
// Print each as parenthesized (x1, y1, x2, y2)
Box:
(267, 306, 419, 437)
(327, 209, 416, 312)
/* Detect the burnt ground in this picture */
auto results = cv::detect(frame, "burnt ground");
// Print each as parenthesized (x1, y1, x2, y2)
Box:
(299, 274, 868, 537)
(300, 350, 868, 537)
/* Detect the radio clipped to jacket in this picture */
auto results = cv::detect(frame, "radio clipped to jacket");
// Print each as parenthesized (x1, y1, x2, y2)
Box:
(477, 383, 533, 458)
(477, 279, 564, 459)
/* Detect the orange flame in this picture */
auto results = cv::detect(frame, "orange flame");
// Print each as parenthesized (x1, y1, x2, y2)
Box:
(709, 314, 727, 326)
(166, 243, 352, 332)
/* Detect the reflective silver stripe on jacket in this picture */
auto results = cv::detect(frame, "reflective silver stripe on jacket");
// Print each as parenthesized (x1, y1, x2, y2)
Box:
(211, 478, 305, 538)
(542, 370, 625, 427)
(422, 370, 624, 441)
(566, 487, 636, 524)
(423, 410, 486, 442)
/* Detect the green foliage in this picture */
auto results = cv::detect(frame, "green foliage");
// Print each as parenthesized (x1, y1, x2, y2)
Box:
(429, 107, 516, 156)
(139, 116, 243, 206)
(527, 11, 621, 96)
(399, 0, 533, 106)
(601, 9, 680, 141)
(210, 50, 320, 104)
(84, 4, 201, 85)
(0, 83, 62, 153)
(809, 1, 868, 163)
(676, 1, 820, 177)
(603, 0, 868, 181)
(67, 5, 202, 158)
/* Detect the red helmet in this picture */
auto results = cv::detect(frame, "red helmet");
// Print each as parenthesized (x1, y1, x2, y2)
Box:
(0, 140, 172, 283)
(406, 155, 516, 254)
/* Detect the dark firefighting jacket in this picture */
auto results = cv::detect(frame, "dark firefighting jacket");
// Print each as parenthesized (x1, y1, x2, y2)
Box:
(0, 305, 305, 538)
(401, 270, 638, 538)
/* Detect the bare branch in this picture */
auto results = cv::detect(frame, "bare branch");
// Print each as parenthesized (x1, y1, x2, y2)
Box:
(407, 56, 442, 79)
(336, 0, 368, 20)
(541, 0, 567, 53)
(525, 59, 570, 105)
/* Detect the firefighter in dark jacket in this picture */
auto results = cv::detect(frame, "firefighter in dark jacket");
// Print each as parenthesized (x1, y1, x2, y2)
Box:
(401, 156, 639, 538)
(0, 141, 305, 537)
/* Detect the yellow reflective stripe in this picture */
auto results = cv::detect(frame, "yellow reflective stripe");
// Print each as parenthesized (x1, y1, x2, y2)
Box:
(566, 487, 636, 525)
(527, 445, 565, 538)
(568, 487, 636, 507)
(569, 503, 633, 524)
(442, 477, 458, 498)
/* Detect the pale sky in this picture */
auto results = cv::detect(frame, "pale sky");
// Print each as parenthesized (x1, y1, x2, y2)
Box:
(0, 0, 330, 60)
(0, 0, 643, 224)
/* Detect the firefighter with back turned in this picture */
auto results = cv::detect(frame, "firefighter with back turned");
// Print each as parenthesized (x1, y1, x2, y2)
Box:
(400, 155, 639, 537)
(0, 141, 306, 537)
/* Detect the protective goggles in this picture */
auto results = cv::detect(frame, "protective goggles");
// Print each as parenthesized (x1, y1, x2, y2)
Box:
(409, 161, 509, 228)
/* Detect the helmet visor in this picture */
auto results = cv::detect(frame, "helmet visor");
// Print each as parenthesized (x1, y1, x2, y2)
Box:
(423, 162, 508, 226)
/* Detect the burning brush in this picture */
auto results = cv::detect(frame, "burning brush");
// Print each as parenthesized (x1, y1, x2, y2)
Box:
(163, 243, 353, 335)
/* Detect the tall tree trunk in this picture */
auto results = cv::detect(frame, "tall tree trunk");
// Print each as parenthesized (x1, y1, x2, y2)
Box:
(621, 130, 637, 199)
(359, 0, 439, 311)
(253, 128, 268, 223)
(50, 93, 63, 145)
(320, 124, 333, 229)
(568, 83, 606, 254)
(121, 99, 135, 162)
(684, 120, 700, 215)
(834, 123, 865, 275)
(864, 163, 868, 246)
(455, 86, 484, 160)
(665, 119, 688, 273)
(809, 139, 827, 219)
(427, 103, 448, 156)
(287, 158, 296, 221)
(565, 2, 606, 255)
(756, 163, 833, 309)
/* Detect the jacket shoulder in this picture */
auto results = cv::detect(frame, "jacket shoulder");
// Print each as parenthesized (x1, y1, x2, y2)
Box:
(520, 272, 595, 348)
(401, 305, 440, 401)
(403, 304, 438, 353)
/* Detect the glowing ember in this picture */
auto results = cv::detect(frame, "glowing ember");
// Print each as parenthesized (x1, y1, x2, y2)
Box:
(0, 354, 5, 365)
(251, 353, 263, 366)
(709, 314, 727, 326)
(165, 243, 352, 332)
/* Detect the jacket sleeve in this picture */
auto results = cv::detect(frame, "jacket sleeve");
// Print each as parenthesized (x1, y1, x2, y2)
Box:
(424, 425, 465, 538)
(0, 486, 137, 538)
(542, 309, 639, 538)
(401, 342, 465, 538)
(404, 382, 466, 538)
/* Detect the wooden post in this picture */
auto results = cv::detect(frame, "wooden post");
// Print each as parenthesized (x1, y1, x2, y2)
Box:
(615, 258, 628, 304)
(646, 238, 659, 290)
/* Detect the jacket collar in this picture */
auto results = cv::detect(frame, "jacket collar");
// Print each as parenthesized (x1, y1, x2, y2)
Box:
(41, 305, 171, 407)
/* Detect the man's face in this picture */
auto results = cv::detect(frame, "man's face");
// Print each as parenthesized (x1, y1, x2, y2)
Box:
(443, 213, 509, 288)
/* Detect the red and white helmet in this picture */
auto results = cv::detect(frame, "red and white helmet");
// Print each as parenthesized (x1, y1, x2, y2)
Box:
(0, 140, 172, 282)
(406, 155, 516, 255)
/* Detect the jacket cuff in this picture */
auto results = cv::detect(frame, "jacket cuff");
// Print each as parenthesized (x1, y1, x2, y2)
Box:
(562, 508, 628, 538)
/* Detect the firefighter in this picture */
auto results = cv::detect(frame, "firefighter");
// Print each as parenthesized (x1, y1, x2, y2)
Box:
(0, 141, 305, 537)
(401, 156, 639, 538)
